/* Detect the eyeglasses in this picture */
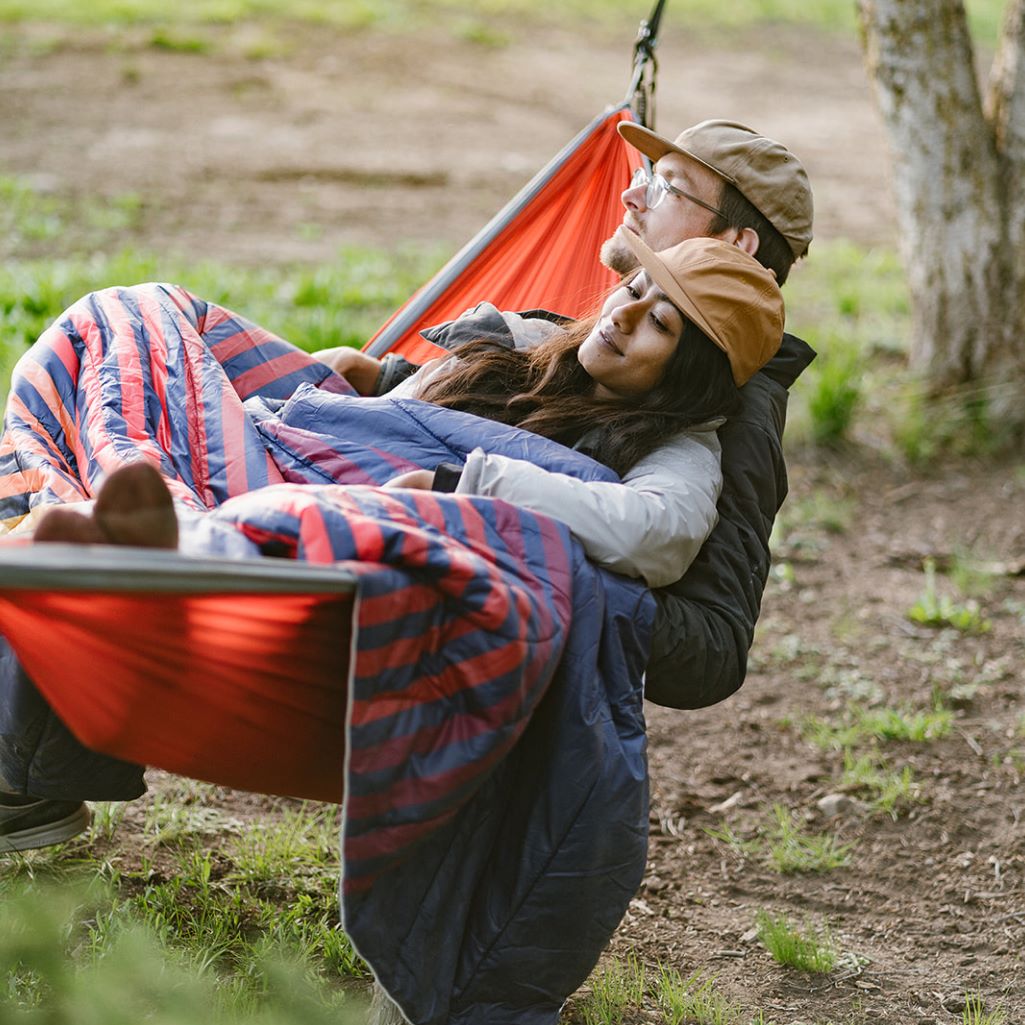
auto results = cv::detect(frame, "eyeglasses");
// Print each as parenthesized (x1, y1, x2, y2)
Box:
(630, 167, 727, 219)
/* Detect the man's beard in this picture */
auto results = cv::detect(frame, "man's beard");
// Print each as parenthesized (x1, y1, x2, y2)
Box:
(599, 231, 640, 276)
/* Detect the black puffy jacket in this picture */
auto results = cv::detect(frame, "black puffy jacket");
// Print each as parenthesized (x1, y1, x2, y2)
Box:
(399, 311, 815, 710)
(645, 332, 815, 707)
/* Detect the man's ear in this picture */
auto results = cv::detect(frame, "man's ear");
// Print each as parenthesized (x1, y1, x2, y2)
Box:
(733, 226, 760, 256)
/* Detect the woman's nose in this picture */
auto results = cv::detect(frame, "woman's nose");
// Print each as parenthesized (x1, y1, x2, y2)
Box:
(611, 302, 639, 331)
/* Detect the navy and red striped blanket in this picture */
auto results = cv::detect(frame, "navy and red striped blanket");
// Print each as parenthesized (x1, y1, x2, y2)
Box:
(0, 284, 653, 1024)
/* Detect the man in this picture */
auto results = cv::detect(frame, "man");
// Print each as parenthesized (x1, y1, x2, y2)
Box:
(322, 118, 813, 710)
(0, 120, 814, 853)
(613, 119, 814, 708)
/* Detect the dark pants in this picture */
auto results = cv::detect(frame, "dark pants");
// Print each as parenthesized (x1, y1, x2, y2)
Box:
(0, 639, 145, 801)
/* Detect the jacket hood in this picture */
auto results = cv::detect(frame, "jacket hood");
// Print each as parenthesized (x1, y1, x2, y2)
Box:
(760, 332, 816, 391)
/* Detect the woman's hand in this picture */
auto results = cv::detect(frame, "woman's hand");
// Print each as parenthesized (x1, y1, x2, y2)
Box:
(384, 469, 436, 490)
(312, 347, 382, 396)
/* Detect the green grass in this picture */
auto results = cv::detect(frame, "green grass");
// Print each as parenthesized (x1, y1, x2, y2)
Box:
(0, 243, 443, 408)
(769, 489, 854, 561)
(908, 558, 993, 634)
(0, 176, 1005, 468)
(226, 806, 339, 885)
(804, 344, 861, 444)
(576, 957, 794, 1025)
(0, 0, 1009, 44)
(889, 380, 1014, 466)
(778, 238, 1023, 458)
(948, 549, 1000, 600)
(141, 777, 238, 846)
(862, 705, 954, 742)
(963, 992, 1008, 1025)
(655, 968, 742, 1025)
(579, 951, 646, 1025)
(706, 804, 853, 875)
(763, 805, 853, 874)
(840, 750, 920, 819)
(0, 797, 368, 1020)
(1, 882, 367, 1024)
(783, 241, 909, 449)
(0, 0, 395, 30)
(0, 172, 443, 409)
(755, 911, 838, 974)
(802, 701, 954, 751)
(453, 16, 512, 47)
(148, 27, 213, 52)
(0, 176, 146, 260)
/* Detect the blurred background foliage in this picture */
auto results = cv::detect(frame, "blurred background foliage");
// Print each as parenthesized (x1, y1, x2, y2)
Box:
(0, 0, 1012, 459)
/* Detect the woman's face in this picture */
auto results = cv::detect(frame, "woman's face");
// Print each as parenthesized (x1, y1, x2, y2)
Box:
(577, 272, 686, 401)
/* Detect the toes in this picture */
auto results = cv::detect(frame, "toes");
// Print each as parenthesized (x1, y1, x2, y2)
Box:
(33, 466, 179, 549)
(94, 463, 178, 549)
(34, 507, 108, 545)
(95, 508, 178, 548)
(95, 463, 173, 518)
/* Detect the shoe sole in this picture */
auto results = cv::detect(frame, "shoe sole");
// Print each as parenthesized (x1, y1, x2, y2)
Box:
(0, 804, 92, 854)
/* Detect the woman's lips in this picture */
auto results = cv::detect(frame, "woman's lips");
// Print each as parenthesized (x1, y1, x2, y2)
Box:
(599, 326, 623, 355)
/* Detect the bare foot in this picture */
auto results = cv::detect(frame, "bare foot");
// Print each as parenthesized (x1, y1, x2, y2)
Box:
(35, 463, 178, 549)
(33, 506, 108, 545)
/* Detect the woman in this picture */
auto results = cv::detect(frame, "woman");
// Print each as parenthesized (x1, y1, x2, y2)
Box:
(33, 231, 783, 579)
(322, 229, 784, 587)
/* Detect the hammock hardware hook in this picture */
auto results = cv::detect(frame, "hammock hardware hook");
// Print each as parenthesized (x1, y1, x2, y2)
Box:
(625, 0, 667, 143)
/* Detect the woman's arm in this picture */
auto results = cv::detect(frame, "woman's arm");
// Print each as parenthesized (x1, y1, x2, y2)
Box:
(311, 347, 383, 394)
(451, 429, 722, 588)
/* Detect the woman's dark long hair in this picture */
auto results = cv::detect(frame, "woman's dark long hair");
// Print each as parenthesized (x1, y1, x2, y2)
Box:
(418, 315, 741, 477)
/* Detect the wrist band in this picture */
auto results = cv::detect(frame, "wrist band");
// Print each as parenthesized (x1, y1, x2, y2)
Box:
(432, 463, 464, 493)
(374, 353, 420, 396)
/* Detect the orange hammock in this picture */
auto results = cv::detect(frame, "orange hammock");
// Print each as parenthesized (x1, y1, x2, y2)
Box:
(364, 0, 666, 363)
(365, 104, 643, 364)
(0, 545, 356, 802)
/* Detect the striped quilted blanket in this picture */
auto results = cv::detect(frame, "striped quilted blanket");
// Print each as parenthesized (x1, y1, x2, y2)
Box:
(0, 284, 654, 1024)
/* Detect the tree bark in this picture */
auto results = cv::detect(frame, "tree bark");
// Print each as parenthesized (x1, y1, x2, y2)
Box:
(990, 0, 1025, 368)
(857, 0, 1025, 402)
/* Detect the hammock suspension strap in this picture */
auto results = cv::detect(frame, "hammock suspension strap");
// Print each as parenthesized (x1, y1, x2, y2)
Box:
(626, 0, 667, 158)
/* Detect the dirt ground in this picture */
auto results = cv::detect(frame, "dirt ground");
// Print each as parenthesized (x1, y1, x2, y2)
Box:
(0, 18, 894, 264)
(2, 15, 1023, 1024)
(636, 453, 1025, 1023)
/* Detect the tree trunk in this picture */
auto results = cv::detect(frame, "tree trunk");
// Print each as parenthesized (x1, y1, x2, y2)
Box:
(857, 0, 1025, 401)
(990, 0, 1025, 357)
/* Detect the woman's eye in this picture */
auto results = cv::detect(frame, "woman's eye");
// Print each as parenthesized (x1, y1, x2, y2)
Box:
(650, 314, 669, 333)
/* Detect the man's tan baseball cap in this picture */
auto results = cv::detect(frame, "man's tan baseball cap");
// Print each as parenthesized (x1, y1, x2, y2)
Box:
(618, 119, 813, 259)
(619, 228, 784, 386)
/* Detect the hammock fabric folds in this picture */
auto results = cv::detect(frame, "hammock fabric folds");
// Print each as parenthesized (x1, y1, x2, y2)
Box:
(0, 584, 354, 803)
(365, 106, 640, 363)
